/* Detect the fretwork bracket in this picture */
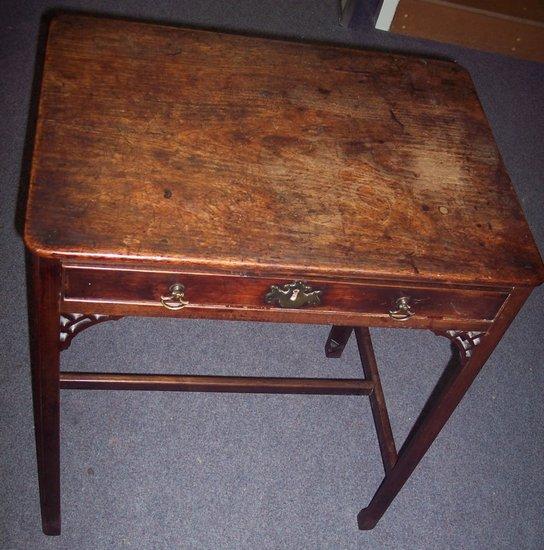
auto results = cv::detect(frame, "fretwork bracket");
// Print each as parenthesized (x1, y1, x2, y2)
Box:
(60, 314, 122, 351)
(433, 330, 485, 364)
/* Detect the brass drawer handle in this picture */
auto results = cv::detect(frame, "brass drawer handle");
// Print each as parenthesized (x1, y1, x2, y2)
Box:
(389, 296, 414, 321)
(160, 283, 189, 310)
(265, 281, 322, 309)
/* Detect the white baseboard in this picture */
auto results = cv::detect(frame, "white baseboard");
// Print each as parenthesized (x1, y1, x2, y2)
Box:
(375, 0, 400, 31)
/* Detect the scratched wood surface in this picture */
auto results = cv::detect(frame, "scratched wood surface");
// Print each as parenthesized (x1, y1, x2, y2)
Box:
(24, 14, 544, 287)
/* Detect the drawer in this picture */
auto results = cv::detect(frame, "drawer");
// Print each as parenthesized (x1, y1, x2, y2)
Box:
(62, 266, 507, 323)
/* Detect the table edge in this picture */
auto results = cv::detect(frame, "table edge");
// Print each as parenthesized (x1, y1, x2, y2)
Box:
(23, 242, 544, 290)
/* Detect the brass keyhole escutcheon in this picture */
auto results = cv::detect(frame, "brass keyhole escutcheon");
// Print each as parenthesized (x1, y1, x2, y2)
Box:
(265, 281, 322, 309)
(389, 296, 414, 321)
(160, 283, 189, 310)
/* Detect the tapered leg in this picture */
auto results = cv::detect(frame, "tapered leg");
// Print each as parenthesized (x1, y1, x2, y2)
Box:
(357, 287, 531, 529)
(355, 327, 397, 474)
(325, 325, 353, 358)
(28, 253, 62, 535)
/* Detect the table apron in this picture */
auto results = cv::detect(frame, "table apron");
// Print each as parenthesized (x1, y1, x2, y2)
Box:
(60, 265, 507, 331)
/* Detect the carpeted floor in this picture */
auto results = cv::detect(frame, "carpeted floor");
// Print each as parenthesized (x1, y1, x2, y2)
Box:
(1, 1, 543, 549)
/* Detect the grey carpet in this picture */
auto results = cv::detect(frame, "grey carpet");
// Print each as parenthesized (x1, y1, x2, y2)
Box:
(1, 1, 543, 549)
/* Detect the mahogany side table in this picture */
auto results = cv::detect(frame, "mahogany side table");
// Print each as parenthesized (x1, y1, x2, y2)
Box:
(24, 14, 544, 535)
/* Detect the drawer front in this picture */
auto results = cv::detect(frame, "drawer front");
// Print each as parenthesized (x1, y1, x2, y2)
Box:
(62, 266, 507, 323)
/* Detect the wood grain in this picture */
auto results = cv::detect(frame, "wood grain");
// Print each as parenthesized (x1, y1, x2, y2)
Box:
(24, 14, 544, 287)
(62, 265, 508, 322)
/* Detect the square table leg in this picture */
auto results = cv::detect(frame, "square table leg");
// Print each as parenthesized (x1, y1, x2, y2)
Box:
(27, 254, 62, 535)
(357, 287, 531, 529)
(355, 327, 397, 474)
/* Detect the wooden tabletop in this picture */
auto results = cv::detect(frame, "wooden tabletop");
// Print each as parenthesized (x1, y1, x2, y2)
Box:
(24, 14, 544, 287)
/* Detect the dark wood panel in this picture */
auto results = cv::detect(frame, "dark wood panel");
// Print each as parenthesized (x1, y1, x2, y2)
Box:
(445, 0, 544, 23)
(390, 0, 544, 63)
(63, 265, 507, 322)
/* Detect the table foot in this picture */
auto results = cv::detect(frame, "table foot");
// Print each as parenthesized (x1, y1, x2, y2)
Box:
(42, 520, 61, 536)
(357, 507, 378, 530)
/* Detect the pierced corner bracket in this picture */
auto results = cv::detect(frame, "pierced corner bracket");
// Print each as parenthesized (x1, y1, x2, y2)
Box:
(433, 330, 485, 364)
(60, 313, 122, 351)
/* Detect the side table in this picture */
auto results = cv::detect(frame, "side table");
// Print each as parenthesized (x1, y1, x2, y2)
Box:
(24, 14, 544, 535)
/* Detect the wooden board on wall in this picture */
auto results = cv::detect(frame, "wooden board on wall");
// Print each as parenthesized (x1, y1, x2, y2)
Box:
(377, 0, 544, 63)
